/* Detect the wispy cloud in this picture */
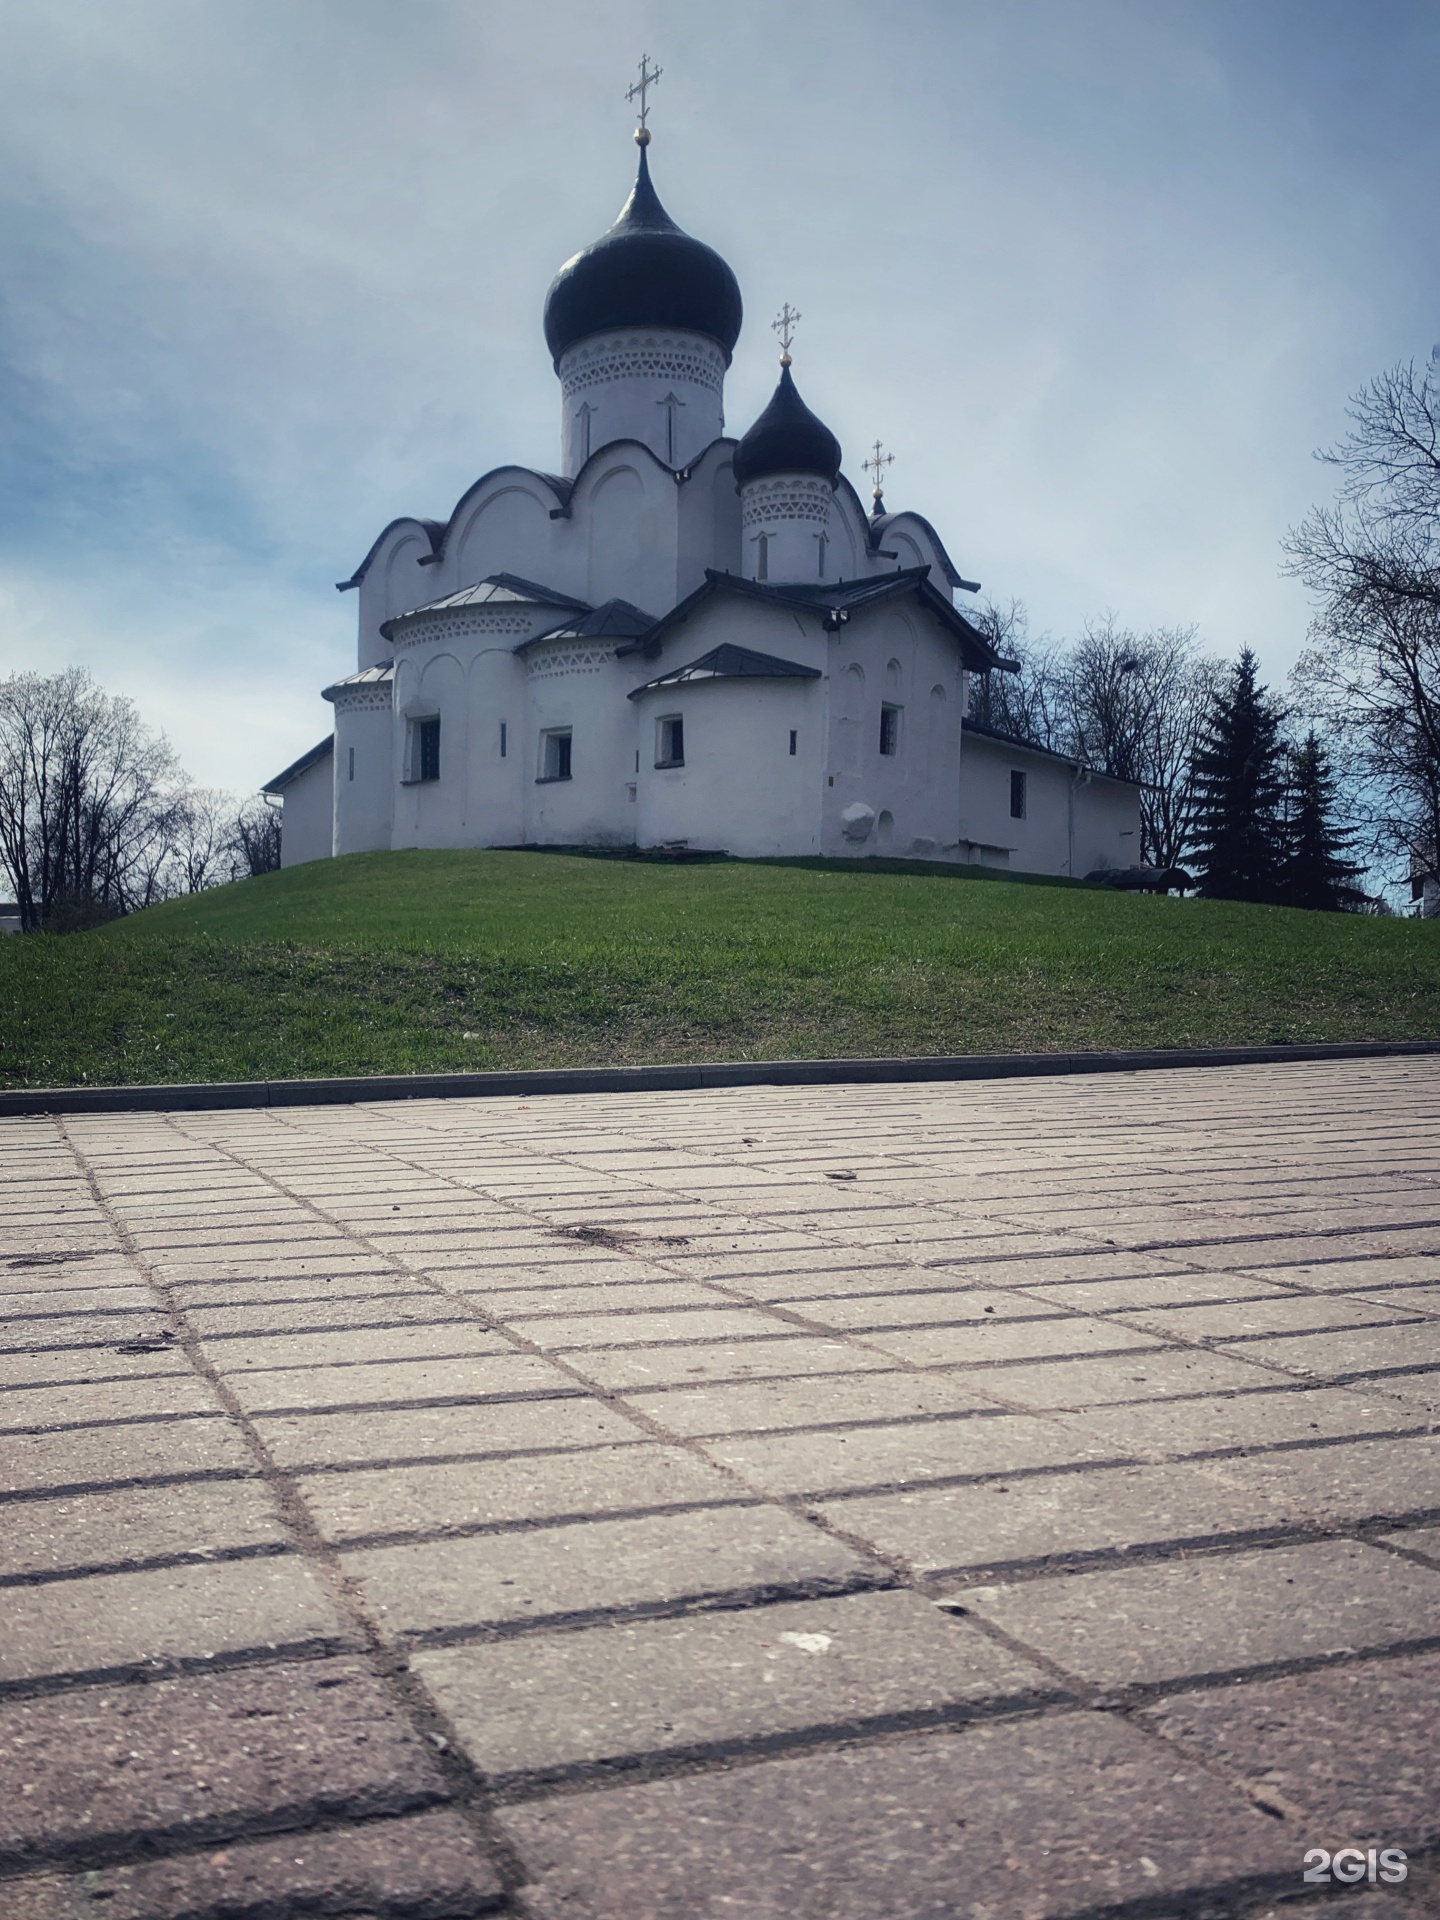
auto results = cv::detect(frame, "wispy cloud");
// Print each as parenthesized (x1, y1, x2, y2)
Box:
(1, 0, 1436, 789)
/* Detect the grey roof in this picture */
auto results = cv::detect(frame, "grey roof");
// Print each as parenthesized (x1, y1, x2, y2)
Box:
(618, 567, 1004, 674)
(521, 598, 657, 650)
(262, 734, 334, 795)
(381, 574, 590, 641)
(962, 716, 1141, 786)
(321, 661, 394, 703)
(628, 643, 821, 699)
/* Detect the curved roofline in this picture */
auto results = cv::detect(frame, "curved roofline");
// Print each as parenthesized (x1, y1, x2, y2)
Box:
(869, 509, 977, 592)
(336, 518, 446, 592)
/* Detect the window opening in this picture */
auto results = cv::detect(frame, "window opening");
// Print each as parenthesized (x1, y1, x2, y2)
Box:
(879, 704, 901, 756)
(756, 533, 768, 581)
(416, 718, 440, 782)
(575, 402, 593, 464)
(656, 714, 684, 768)
(1010, 769, 1027, 819)
(789, 729, 798, 756)
(500, 721, 507, 759)
(348, 746, 355, 782)
(815, 532, 828, 578)
(657, 391, 686, 465)
(541, 729, 572, 781)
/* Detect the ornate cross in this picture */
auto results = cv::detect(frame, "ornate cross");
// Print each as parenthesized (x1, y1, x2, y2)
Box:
(627, 54, 662, 137)
(772, 303, 801, 367)
(864, 439, 894, 500)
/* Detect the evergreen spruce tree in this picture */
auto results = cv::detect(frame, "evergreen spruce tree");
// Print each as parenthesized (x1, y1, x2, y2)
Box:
(1283, 730, 1367, 911)
(1189, 649, 1289, 903)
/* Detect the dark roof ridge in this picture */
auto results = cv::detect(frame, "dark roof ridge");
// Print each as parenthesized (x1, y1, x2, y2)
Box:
(262, 734, 334, 794)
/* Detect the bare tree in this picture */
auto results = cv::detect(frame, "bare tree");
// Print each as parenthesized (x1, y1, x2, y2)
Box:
(171, 787, 239, 894)
(1285, 352, 1440, 883)
(0, 669, 183, 929)
(967, 599, 1066, 750)
(1059, 618, 1222, 868)
(229, 797, 282, 878)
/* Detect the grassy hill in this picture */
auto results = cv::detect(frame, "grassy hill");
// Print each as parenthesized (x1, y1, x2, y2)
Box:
(2, 848, 1437, 1089)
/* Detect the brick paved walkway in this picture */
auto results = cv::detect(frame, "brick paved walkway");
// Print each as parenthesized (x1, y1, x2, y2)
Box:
(3, 1058, 1439, 1918)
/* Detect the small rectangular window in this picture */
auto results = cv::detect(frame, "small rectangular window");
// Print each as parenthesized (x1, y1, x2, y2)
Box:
(540, 729, 572, 781)
(1009, 769, 1027, 819)
(416, 717, 440, 782)
(789, 729, 797, 756)
(500, 721, 507, 758)
(656, 714, 684, 768)
(879, 704, 900, 756)
(348, 746, 355, 782)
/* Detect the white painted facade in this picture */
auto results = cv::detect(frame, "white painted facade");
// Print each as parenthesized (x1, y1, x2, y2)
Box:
(270, 136, 1141, 879)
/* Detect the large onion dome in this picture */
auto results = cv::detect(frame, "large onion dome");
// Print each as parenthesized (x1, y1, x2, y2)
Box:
(731, 364, 842, 487)
(543, 144, 743, 368)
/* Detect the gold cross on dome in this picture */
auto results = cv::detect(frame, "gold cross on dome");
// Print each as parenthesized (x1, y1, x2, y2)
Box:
(772, 303, 801, 366)
(627, 54, 662, 138)
(864, 439, 894, 500)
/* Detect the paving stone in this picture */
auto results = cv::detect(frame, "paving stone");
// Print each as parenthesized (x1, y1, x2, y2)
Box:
(700, 1411, 1100, 1498)
(860, 1313, 1165, 1368)
(223, 1352, 568, 1414)
(1380, 1524, 1440, 1564)
(26, 1808, 503, 1919)
(1353, 1284, 1440, 1315)
(1142, 1649, 1440, 1849)
(180, 1294, 457, 1336)
(822, 1457, 1285, 1575)
(0, 1416, 256, 1497)
(1201, 1434, 1440, 1528)
(1014, 1271, 1294, 1314)
(505, 1306, 787, 1350)
(296, 1443, 739, 1544)
(942, 1346, 1281, 1410)
(953, 1540, 1440, 1688)
(0, 1557, 354, 1682)
(1053, 1385, 1430, 1461)
(1216, 1322, 1440, 1381)
(567, 1334, 893, 1392)
(0, 1377, 220, 1434)
(1122, 1293, 1419, 1341)
(416, 1588, 1056, 1780)
(0, 1657, 444, 1868)
(789, 1289, 1071, 1333)
(499, 1709, 1292, 1919)
(252, 1396, 647, 1471)
(345, 1505, 874, 1639)
(0, 1478, 289, 1579)
(620, 1370, 996, 1437)
(1238, 1257, 1440, 1293)
(0, 1345, 195, 1390)
(199, 1321, 511, 1374)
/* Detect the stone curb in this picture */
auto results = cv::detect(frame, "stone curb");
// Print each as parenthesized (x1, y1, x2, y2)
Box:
(3, 1038, 1439, 1118)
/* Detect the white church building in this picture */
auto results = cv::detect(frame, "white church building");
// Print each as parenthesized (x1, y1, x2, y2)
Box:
(266, 97, 1139, 877)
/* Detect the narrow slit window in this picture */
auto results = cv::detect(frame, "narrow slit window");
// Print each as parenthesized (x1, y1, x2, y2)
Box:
(348, 746, 355, 782)
(756, 533, 768, 581)
(879, 704, 901, 756)
(1010, 769, 1027, 819)
(540, 729, 572, 781)
(500, 721, 507, 758)
(416, 718, 440, 782)
(788, 729, 798, 756)
(656, 714, 684, 768)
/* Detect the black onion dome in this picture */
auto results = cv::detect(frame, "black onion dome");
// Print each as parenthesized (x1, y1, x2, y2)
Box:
(731, 365, 842, 488)
(543, 145, 743, 367)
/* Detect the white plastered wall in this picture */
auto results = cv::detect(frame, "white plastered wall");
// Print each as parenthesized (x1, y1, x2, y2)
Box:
(278, 751, 334, 868)
(957, 730, 1140, 875)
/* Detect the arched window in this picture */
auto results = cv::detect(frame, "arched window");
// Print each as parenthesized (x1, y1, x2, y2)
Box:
(756, 533, 769, 581)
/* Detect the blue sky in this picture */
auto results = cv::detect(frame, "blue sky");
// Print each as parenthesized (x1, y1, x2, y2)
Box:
(1, 0, 1436, 792)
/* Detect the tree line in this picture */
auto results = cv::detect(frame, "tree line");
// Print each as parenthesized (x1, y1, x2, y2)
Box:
(968, 346, 1440, 913)
(0, 667, 279, 932)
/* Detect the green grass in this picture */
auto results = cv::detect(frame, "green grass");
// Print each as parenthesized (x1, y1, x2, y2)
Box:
(2, 848, 1437, 1088)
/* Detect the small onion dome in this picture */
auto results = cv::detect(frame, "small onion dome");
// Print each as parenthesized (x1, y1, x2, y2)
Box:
(543, 145, 743, 367)
(731, 365, 842, 488)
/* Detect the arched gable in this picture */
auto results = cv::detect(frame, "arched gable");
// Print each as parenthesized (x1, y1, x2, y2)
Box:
(450, 476, 564, 591)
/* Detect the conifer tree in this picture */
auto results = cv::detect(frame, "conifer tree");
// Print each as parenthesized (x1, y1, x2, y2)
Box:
(1283, 730, 1367, 911)
(1188, 649, 1289, 903)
